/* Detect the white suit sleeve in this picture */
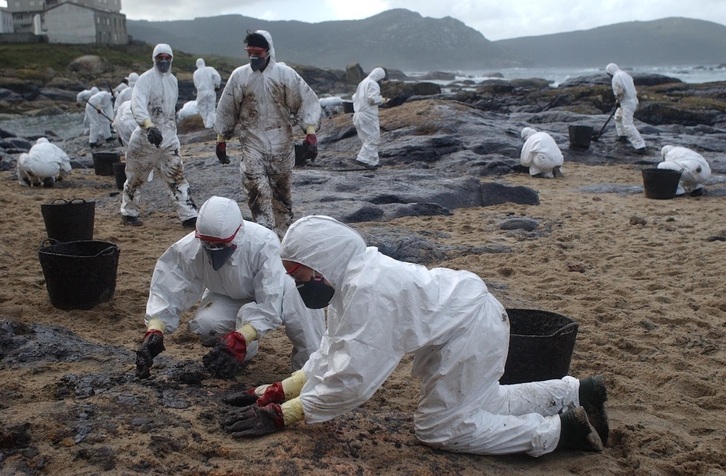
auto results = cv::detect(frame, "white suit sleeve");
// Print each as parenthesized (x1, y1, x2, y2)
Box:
(215, 67, 243, 139)
(145, 240, 206, 334)
(283, 68, 321, 132)
(300, 290, 405, 423)
(365, 80, 384, 106)
(235, 235, 286, 336)
(131, 74, 152, 127)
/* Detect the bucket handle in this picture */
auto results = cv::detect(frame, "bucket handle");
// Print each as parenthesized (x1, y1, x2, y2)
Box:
(46, 198, 88, 206)
(95, 245, 118, 258)
(553, 322, 578, 336)
(38, 238, 60, 249)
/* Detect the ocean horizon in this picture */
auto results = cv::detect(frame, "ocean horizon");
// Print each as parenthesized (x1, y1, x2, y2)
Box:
(407, 64, 726, 87)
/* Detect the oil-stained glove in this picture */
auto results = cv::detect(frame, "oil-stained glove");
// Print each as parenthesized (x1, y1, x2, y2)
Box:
(302, 134, 318, 161)
(202, 331, 247, 379)
(223, 381, 285, 407)
(147, 127, 163, 148)
(222, 403, 284, 438)
(216, 142, 230, 164)
(135, 329, 165, 379)
(222, 388, 260, 407)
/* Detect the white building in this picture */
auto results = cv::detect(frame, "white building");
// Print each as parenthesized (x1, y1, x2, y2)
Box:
(0, 9, 14, 33)
(5, 0, 126, 45)
(44, 2, 127, 44)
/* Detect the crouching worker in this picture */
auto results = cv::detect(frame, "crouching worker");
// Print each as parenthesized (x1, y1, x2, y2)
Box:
(520, 127, 564, 178)
(220, 215, 610, 457)
(17, 138, 72, 187)
(658, 145, 712, 197)
(135, 196, 325, 380)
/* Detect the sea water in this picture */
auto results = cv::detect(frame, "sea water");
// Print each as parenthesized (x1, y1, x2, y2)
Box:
(407, 64, 726, 87)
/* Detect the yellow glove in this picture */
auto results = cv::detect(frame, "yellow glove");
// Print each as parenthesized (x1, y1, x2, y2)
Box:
(281, 397, 305, 426)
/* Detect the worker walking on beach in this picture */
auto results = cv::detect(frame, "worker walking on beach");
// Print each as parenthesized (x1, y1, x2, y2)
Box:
(605, 63, 646, 154)
(519, 127, 564, 178)
(215, 30, 321, 240)
(658, 145, 712, 196)
(352, 67, 388, 169)
(219, 215, 610, 457)
(193, 58, 222, 129)
(135, 196, 324, 380)
(121, 43, 198, 228)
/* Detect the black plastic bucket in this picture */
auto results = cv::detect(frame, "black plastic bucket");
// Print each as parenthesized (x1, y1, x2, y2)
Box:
(642, 168, 682, 199)
(113, 161, 126, 190)
(500, 308, 578, 385)
(568, 125, 593, 149)
(41, 198, 95, 242)
(38, 240, 120, 310)
(342, 101, 354, 114)
(92, 151, 121, 176)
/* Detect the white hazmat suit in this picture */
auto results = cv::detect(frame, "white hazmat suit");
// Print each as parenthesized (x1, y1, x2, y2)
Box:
(658, 145, 711, 196)
(112, 100, 136, 149)
(520, 127, 564, 178)
(144, 197, 324, 370)
(605, 63, 645, 150)
(17, 138, 71, 187)
(215, 30, 321, 239)
(122, 43, 198, 226)
(352, 67, 387, 167)
(114, 72, 138, 115)
(193, 58, 222, 128)
(86, 90, 114, 146)
(277, 215, 590, 456)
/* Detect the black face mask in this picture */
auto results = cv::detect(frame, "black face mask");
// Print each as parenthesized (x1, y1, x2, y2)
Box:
(249, 56, 268, 72)
(296, 276, 334, 309)
(205, 244, 236, 270)
(156, 60, 171, 73)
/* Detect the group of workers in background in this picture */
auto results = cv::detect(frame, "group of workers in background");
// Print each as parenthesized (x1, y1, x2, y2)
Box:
(14, 29, 719, 461)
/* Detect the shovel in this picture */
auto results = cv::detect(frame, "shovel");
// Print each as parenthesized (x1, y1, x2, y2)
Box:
(591, 106, 617, 142)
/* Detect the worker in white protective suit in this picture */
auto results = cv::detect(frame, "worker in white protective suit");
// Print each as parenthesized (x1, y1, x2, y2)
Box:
(17, 138, 71, 187)
(114, 72, 138, 116)
(605, 63, 646, 154)
(215, 30, 321, 240)
(121, 43, 198, 228)
(352, 67, 388, 169)
(135, 196, 325, 380)
(218, 215, 610, 457)
(77, 86, 97, 134)
(319, 96, 343, 118)
(520, 127, 564, 178)
(86, 88, 115, 147)
(193, 58, 222, 128)
(657, 145, 712, 197)
(112, 100, 136, 149)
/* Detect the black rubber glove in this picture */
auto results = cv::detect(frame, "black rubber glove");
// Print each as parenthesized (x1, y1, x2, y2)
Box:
(202, 331, 247, 379)
(216, 142, 230, 164)
(222, 403, 284, 438)
(135, 330, 165, 379)
(222, 389, 260, 407)
(302, 133, 318, 161)
(147, 127, 163, 148)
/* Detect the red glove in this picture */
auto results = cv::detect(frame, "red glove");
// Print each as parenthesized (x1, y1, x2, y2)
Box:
(220, 331, 247, 362)
(256, 381, 285, 406)
(302, 133, 318, 161)
(202, 331, 247, 379)
(216, 141, 230, 164)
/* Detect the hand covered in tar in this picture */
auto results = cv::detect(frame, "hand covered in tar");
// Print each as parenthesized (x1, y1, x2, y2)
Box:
(202, 331, 247, 379)
(222, 403, 284, 438)
(147, 127, 163, 147)
(302, 134, 318, 161)
(135, 329, 165, 379)
(215, 142, 230, 164)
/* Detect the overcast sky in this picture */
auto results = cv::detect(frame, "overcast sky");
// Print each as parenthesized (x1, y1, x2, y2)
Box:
(113, 0, 726, 41)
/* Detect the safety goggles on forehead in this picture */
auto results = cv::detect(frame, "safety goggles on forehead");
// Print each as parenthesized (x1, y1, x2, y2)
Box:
(245, 47, 267, 56)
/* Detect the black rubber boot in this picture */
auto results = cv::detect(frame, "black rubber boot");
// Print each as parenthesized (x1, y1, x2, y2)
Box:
(579, 375, 609, 446)
(182, 217, 197, 229)
(122, 215, 143, 227)
(557, 404, 603, 452)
